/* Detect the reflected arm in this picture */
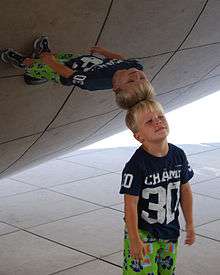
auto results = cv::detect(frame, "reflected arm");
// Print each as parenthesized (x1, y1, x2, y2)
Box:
(90, 46, 125, 60)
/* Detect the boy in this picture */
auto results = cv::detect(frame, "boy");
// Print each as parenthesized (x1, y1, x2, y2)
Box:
(0, 36, 155, 109)
(120, 99, 195, 274)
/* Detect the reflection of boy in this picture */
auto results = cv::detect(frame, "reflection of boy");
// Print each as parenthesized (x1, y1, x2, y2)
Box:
(0, 36, 154, 109)
(120, 99, 195, 274)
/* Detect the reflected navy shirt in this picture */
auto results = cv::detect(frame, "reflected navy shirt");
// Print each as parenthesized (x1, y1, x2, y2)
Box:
(60, 55, 143, 90)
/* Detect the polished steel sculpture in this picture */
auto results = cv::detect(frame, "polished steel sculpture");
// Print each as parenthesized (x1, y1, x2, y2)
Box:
(0, 0, 219, 178)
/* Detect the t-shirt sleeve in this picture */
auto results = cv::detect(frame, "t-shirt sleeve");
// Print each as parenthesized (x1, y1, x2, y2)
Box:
(119, 161, 143, 196)
(126, 59, 143, 71)
(180, 151, 194, 184)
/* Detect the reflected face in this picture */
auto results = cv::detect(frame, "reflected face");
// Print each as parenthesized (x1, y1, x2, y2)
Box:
(112, 68, 147, 93)
(134, 110, 169, 144)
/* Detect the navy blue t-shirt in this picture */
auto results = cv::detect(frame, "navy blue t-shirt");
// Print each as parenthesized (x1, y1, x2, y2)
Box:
(59, 55, 143, 90)
(119, 144, 194, 240)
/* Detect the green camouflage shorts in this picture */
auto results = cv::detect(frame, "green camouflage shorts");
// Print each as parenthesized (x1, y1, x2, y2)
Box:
(25, 52, 79, 83)
(123, 229, 178, 275)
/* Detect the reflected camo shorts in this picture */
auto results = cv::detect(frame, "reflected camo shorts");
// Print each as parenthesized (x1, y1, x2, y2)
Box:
(25, 52, 79, 83)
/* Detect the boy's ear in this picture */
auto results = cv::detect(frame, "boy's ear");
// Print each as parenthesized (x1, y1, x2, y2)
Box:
(112, 84, 120, 92)
(133, 132, 144, 143)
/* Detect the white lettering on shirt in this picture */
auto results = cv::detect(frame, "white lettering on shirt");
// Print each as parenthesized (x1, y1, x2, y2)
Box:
(72, 75, 87, 85)
(122, 173, 133, 188)
(144, 169, 181, 185)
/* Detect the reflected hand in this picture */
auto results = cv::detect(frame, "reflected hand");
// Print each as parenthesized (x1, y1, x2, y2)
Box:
(89, 46, 107, 55)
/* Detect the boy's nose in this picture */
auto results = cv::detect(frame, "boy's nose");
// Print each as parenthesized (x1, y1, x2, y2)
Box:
(154, 117, 162, 125)
(130, 72, 140, 81)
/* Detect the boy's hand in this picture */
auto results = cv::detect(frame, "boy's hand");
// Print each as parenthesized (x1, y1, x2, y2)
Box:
(185, 224, 195, 245)
(89, 46, 107, 55)
(130, 238, 147, 261)
(90, 46, 125, 60)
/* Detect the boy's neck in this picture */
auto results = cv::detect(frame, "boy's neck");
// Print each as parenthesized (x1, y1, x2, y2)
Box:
(142, 140, 169, 157)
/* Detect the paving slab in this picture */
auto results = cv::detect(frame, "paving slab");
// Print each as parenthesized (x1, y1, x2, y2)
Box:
(179, 193, 220, 228)
(176, 234, 220, 275)
(31, 208, 124, 258)
(176, 143, 214, 155)
(62, 147, 137, 172)
(192, 177, 220, 200)
(196, 219, 220, 241)
(0, 189, 99, 228)
(0, 177, 39, 198)
(0, 222, 18, 236)
(53, 259, 121, 275)
(51, 173, 122, 206)
(0, 230, 93, 275)
(187, 148, 220, 184)
(111, 203, 124, 212)
(202, 142, 220, 148)
(11, 159, 108, 188)
(103, 251, 123, 267)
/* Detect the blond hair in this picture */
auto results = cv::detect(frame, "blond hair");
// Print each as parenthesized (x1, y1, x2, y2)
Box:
(125, 99, 164, 133)
(115, 79, 155, 110)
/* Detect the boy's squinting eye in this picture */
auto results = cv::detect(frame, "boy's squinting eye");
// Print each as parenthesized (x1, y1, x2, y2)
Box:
(158, 115, 165, 120)
(145, 119, 153, 124)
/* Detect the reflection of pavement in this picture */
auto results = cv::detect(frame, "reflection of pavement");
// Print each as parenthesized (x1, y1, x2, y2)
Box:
(0, 143, 219, 274)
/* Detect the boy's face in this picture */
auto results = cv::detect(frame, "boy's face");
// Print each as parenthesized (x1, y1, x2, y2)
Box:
(112, 68, 147, 93)
(134, 109, 169, 144)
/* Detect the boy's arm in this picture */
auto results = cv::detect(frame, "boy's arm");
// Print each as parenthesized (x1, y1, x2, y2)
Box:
(90, 46, 125, 60)
(180, 182, 195, 245)
(124, 194, 146, 261)
(40, 53, 75, 78)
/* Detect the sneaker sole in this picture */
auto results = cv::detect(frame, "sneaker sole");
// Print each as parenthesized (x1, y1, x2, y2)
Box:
(24, 73, 48, 85)
(0, 49, 10, 63)
(0, 48, 26, 68)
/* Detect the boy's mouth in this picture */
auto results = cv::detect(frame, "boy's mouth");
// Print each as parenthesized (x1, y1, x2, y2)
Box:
(114, 89, 120, 94)
(155, 126, 166, 132)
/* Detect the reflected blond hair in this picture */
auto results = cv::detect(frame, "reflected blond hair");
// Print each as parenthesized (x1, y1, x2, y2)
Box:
(125, 99, 164, 133)
(115, 79, 155, 110)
